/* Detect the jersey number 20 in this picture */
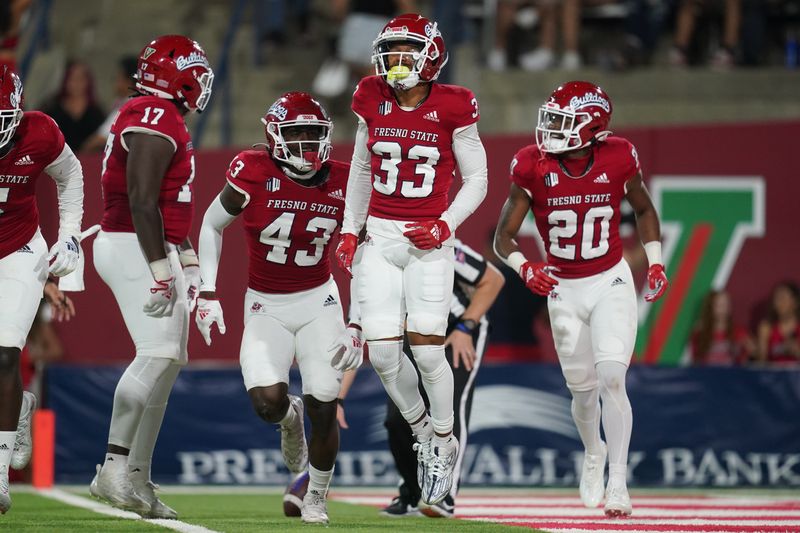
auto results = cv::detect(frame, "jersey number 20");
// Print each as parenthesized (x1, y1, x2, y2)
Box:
(548, 206, 614, 260)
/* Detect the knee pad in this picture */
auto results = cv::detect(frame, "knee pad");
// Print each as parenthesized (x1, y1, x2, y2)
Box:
(406, 312, 447, 337)
(561, 365, 598, 393)
(410, 344, 448, 383)
(596, 360, 629, 401)
(367, 340, 403, 376)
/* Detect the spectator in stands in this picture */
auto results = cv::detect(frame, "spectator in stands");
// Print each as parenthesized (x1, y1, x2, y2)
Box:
(312, 0, 416, 99)
(253, 0, 312, 65)
(0, 0, 31, 74)
(81, 55, 137, 154)
(489, 0, 582, 71)
(756, 281, 800, 365)
(689, 289, 753, 366)
(670, 0, 741, 68)
(41, 60, 105, 151)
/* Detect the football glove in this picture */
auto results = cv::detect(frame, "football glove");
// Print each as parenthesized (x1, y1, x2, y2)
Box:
(47, 236, 81, 277)
(196, 298, 226, 346)
(520, 261, 559, 296)
(329, 325, 364, 371)
(644, 264, 669, 302)
(183, 265, 201, 312)
(336, 232, 358, 277)
(403, 219, 451, 250)
(143, 276, 176, 318)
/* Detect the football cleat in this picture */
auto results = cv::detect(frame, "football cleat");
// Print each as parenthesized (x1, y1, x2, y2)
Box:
(579, 442, 607, 508)
(381, 495, 422, 517)
(412, 437, 431, 490)
(279, 395, 308, 473)
(421, 494, 455, 518)
(301, 489, 329, 524)
(90, 463, 150, 514)
(421, 436, 458, 505)
(132, 478, 178, 519)
(11, 391, 37, 470)
(0, 466, 10, 514)
(604, 480, 633, 518)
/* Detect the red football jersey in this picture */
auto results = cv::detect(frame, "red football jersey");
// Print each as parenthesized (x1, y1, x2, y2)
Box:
(511, 137, 641, 278)
(226, 150, 349, 294)
(352, 76, 479, 220)
(100, 96, 195, 244)
(0, 111, 66, 259)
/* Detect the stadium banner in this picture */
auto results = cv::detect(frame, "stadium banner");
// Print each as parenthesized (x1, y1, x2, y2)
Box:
(48, 364, 800, 487)
(35, 121, 800, 365)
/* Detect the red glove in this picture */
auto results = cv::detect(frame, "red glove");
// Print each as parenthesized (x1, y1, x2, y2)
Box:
(520, 261, 559, 296)
(336, 233, 358, 277)
(403, 220, 451, 250)
(644, 264, 669, 302)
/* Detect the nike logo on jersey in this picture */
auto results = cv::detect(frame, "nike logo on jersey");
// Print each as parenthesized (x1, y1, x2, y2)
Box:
(593, 172, 610, 184)
(323, 294, 338, 307)
(14, 155, 34, 165)
(422, 110, 440, 123)
(327, 189, 345, 201)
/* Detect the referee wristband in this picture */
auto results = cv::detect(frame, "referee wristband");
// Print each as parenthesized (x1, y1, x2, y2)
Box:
(336, 398, 345, 406)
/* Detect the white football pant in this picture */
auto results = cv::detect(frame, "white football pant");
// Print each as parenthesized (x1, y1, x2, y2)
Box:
(0, 229, 48, 349)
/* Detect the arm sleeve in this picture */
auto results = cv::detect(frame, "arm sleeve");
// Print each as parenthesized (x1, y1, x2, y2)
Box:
(341, 118, 373, 235)
(198, 194, 237, 292)
(44, 143, 84, 241)
(440, 123, 488, 232)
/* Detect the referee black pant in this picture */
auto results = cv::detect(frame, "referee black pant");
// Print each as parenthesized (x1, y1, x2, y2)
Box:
(384, 323, 488, 504)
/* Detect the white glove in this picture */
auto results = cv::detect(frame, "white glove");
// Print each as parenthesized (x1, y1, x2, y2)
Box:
(183, 265, 201, 312)
(196, 298, 226, 346)
(143, 276, 176, 318)
(47, 236, 81, 277)
(329, 326, 364, 371)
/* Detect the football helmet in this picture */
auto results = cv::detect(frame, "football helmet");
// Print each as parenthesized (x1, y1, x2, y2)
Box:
(536, 81, 613, 154)
(371, 13, 448, 90)
(0, 66, 23, 149)
(261, 91, 332, 177)
(135, 35, 214, 112)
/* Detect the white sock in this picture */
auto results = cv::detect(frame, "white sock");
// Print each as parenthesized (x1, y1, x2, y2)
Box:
(368, 340, 426, 423)
(0, 431, 14, 470)
(279, 399, 297, 427)
(433, 433, 455, 449)
(409, 416, 433, 442)
(570, 387, 604, 455)
(308, 464, 334, 495)
(129, 361, 180, 481)
(597, 361, 632, 469)
(608, 463, 627, 486)
(410, 344, 454, 435)
(102, 452, 128, 472)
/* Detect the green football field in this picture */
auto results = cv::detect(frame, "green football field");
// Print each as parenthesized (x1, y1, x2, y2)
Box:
(4, 488, 533, 532)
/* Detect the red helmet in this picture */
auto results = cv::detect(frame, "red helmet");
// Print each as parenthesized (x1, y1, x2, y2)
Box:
(536, 81, 613, 154)
(135, 35, 214, 112)
(371, 13, 448, 90)
(261, 92, 332, 177)
(0, 66, 23, 148)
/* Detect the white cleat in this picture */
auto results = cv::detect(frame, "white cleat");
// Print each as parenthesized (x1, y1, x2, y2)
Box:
(421, 436, 459, 506)
(0, 467, 10, 514)
(579, 442, 607, 508)
(11, 391, 37, 470)
(132, 478, 178, 519)
(280, 395, 308, 473)
(301, 489, 329, 524)
(89, 463, 150, 514)
(604, 480, 633, 518)
(412, 437, 431, 490)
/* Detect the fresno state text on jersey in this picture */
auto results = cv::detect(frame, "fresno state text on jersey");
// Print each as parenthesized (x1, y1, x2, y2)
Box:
(511, 137, 641, 278)
(100, 96, 195, 244)
(226, 150, 349, 294)
(0, 111, 65, 259)
(353, 75, 479, 220)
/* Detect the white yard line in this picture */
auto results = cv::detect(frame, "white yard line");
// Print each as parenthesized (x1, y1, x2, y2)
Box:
(37, 488, 222, 533)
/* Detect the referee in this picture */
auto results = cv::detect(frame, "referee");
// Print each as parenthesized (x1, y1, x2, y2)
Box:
(338, 238, 505, 518)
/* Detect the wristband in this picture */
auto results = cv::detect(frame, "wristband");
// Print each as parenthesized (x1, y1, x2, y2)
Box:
(336, 398, 344, 406)
(504, 251, 528, 275)
(643, 241, 662, 267)
(149, 258, 173, 281)
(179, 248, 200, 268)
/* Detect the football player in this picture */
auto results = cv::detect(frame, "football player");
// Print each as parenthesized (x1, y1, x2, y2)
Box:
(494, 81, 668, 518)
(0, 66, 84, 514)
(90, 35, 213, 519)
(334, 13, 488, 506)
(195, 92, 362, 525)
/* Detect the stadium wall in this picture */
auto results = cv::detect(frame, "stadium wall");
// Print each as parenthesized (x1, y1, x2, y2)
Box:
(36, 121, 800, 365)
